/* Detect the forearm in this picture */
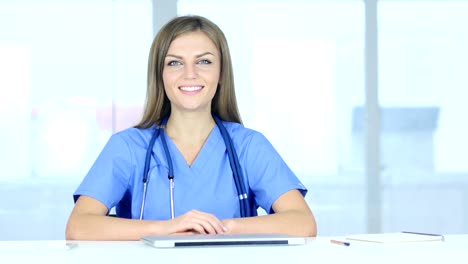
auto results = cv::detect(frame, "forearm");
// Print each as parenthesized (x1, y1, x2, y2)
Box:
(222, 210, 317, 237)
(66, 214, 166, 241)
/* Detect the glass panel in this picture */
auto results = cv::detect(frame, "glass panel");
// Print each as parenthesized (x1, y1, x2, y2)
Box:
(178, 0, 366, 235)
(379, 1, 468, 233)
(0, 0, 152, 240)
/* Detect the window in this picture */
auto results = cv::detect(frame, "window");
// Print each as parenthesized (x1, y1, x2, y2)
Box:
(379, 0, 468, 233)
(178, 0, 366, 235)
(0, 0, 152, 240)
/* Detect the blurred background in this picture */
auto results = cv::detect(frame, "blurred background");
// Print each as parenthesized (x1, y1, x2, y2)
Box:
(1, 0, 467, 240)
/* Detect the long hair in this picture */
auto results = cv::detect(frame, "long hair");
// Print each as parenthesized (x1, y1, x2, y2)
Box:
(135, 15, 242, 129)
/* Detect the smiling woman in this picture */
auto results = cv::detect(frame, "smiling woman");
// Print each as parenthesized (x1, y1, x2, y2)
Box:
(162, 31, 220, 114)
(65, 15, 317, 241)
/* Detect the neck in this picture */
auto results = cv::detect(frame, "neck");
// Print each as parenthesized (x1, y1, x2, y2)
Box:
(165, 111, 215, 142)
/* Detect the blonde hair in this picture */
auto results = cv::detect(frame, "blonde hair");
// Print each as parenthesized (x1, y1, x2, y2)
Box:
(135, 15, 242, 128)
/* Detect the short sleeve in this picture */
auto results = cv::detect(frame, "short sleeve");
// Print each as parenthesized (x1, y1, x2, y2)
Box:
(73, 133, 135, 210)
(244, 132, 307, 213)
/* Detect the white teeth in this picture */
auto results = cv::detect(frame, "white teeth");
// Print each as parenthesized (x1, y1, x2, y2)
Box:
(180, 86, 202, 91)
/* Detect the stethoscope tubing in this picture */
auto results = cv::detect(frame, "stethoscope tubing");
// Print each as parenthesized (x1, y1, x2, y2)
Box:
(139, 115, 250, 220)
(140, 124, 162, 220)
(213, 115, 250, 217)
(159, 123, 175, 219)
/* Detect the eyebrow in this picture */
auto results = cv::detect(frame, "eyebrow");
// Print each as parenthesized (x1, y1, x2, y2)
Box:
(165, 52, 215, 59)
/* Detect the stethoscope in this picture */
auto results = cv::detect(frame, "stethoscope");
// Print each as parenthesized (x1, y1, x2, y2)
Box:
(139, 114, 252, 220)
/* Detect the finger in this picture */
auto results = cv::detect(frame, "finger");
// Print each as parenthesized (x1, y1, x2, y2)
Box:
(189, 210, 225, 234)
(174, 230, 198, 235)
(184, 216, 215, 234)
(171, 210, 225, 234)
(190, 223, 207, 235)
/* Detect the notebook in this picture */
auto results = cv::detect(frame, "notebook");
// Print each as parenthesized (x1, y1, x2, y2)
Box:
(141, 233, 307, 248)
(345, 232, 444, 243)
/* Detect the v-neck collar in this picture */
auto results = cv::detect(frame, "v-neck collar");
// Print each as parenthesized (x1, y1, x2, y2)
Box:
(162, 125, 224, 175)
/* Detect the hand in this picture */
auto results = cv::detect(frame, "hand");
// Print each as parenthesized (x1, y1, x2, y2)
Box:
(166, 210, 227, 235)
(221, 218, 237, 234)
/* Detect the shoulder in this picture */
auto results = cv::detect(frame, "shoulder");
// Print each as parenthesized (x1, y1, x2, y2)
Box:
(93, 127, 157, 170)
(109, 126, 155, 149)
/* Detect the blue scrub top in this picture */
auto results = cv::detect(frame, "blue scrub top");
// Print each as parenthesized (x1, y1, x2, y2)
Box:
(74, 120, 307, 220)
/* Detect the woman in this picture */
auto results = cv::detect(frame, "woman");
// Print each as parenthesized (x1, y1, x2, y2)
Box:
(66, 15, 317, 240)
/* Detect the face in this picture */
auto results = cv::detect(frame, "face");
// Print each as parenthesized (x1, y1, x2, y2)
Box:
(162, 31, 221, 114)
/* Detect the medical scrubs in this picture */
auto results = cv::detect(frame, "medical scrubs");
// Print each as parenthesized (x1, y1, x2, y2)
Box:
(74, 120, 307, 220)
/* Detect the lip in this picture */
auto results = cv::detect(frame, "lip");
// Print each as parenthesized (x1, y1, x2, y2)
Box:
(178, 85, 204, 94)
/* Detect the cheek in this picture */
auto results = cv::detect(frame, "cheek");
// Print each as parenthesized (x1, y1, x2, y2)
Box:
(208, 68, 221, 85)
(162, 71, 175, 90)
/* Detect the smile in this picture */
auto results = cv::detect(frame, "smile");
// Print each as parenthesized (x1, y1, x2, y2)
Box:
(179, 86, 203, 92)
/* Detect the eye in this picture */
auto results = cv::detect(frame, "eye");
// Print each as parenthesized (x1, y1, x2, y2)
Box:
(167, 60, 182, 66)
(198, 59, 211, 65)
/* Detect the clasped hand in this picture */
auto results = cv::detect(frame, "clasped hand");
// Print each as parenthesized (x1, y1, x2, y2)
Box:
(167, 209, 229, 235)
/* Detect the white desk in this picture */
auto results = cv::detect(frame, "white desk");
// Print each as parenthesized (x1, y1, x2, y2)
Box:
(1, 235, 467, 264)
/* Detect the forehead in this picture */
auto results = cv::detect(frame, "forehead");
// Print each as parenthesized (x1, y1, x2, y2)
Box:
(167, 31, 219, 55)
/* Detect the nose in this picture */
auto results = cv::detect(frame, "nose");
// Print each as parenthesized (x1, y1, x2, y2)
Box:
(183, 64, 198, 79)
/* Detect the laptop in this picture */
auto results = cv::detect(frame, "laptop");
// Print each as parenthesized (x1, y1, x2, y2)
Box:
(141, 233, 307, 248)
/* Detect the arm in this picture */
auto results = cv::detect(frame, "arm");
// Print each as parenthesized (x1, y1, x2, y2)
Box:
(221, 189, 317, 237)
(65, 196, 227, 241)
